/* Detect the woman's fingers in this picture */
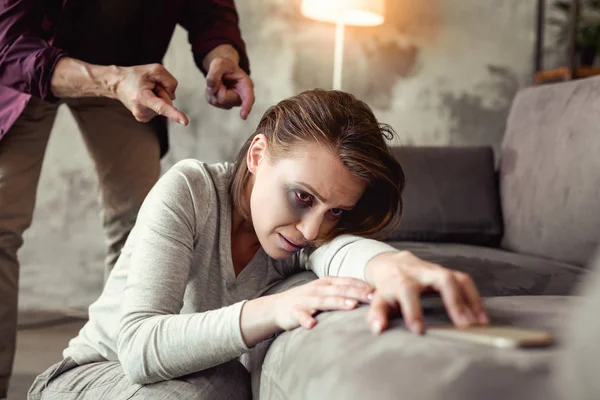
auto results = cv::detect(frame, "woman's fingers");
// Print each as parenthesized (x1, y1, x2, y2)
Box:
(367, 278, 424, 335)
(367, 269, 487, 335)
(367, 294, 390, 335)
(294, 307, 317, 329)
(305, 295, 359, 312)
(431, 270, 476, 327)
(316, 276, 374, 303)
(292, 269, 485, 335)
(397, 280, 424, 334)
(289, 278, 378, 327)
(454, 272, 489, 325)
(318, 276, 373, 290)
(320, 283, 373, 304)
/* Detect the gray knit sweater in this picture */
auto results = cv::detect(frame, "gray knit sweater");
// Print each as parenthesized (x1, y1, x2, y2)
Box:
(63, 160, 395, 384)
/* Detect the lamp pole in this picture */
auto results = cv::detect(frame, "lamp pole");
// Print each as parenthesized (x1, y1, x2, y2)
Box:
(301, 0, 385, 89)
(333, 18, 345, 90)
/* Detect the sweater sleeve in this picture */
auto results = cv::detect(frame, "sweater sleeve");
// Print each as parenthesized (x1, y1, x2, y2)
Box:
(0, 0, 67, 101)
(300, 234, 398, 281)
(117, 160, 250, 385)
(179, 0, 250, 75)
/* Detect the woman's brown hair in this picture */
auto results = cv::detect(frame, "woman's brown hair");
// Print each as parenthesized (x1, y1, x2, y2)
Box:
(230, 89, 405, 243)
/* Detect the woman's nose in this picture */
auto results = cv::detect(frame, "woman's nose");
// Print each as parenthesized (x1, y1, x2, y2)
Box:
(296, 213, 323, 241)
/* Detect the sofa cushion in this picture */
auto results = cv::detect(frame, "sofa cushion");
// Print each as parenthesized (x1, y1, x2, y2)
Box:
(260, 296, 574, 400)
(500, 77, 600, 266)
(387, 146, 502, 246)
(257, 243, 584, 399)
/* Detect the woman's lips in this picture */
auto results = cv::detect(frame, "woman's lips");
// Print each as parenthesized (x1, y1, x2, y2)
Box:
(278, 233, 305, 252)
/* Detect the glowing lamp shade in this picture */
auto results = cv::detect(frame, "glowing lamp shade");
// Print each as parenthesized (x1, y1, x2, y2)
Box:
(301, 0, 385, 26)
(300, 0, 385, 90)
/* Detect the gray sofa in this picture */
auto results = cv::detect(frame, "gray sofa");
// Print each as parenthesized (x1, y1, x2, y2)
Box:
(251, 76, 600, 400)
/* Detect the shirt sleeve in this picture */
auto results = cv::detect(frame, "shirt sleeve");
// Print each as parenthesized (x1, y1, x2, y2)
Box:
(179, 0, 250, 75)
(300, 234, 398, 281)
(117, 160, 250, 385)
(0, 0, 67, 101)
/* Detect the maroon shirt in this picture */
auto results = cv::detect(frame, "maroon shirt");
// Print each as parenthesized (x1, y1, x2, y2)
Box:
(0, 0, 250, 141)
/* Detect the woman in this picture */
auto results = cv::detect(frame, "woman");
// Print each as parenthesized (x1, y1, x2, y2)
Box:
(29, 90, 488, 399)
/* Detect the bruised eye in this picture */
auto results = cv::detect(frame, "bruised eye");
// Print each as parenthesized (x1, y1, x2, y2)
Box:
(295, 190, 313, 205)
(329, 208, 344, 218)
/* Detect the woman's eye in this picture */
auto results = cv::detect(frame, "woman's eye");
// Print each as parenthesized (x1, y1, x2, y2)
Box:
(295, 191, 312, 205)
(329, 208, 344, 217)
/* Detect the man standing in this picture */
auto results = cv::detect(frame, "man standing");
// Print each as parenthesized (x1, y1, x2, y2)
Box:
(0, 1, 255, 397)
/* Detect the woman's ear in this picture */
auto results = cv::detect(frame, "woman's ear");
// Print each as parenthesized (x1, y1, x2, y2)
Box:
(247, 134, 268, 174)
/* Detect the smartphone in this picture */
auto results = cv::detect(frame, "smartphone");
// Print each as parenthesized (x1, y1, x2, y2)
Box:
(425, 325, 553, 349)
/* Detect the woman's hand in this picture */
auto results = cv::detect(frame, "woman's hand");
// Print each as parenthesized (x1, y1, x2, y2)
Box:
(365, 251, 489, 335)
(273, 276, 374, 331)
(240, 276, 373, 347)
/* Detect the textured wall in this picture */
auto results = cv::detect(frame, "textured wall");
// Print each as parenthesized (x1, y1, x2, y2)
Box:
(18, 0, 561, 313)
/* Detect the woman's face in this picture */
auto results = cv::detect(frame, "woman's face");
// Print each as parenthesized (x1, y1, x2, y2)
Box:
(246, 135, 366, 260)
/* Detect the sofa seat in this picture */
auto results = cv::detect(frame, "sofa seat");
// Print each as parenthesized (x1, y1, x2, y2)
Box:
(256, 242, 586, 399)
(260, 295, 574, 400)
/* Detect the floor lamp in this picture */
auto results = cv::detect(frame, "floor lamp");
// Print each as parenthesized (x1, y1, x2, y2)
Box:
(301, 0, 386, 90)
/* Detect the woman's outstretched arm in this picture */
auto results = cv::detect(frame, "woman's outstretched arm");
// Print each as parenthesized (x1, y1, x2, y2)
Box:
(303, 235, 489, 335)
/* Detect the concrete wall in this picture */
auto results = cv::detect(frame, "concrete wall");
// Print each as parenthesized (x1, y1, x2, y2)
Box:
(18, 0, 564, 313)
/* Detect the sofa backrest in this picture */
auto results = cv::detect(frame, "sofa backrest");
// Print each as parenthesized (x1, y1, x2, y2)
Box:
(500, 76, 600, 266)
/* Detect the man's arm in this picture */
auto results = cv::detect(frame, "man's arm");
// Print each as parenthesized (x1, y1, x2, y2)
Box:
(180, 0, 250, 76)
(180, 0, 255, 120)
(0, 1, 188, 125)
(49, 57, 121, 99)
(50, 57, 188, 125)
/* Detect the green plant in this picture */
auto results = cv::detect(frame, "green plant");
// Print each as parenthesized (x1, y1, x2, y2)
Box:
(549, 0, 600, 54)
